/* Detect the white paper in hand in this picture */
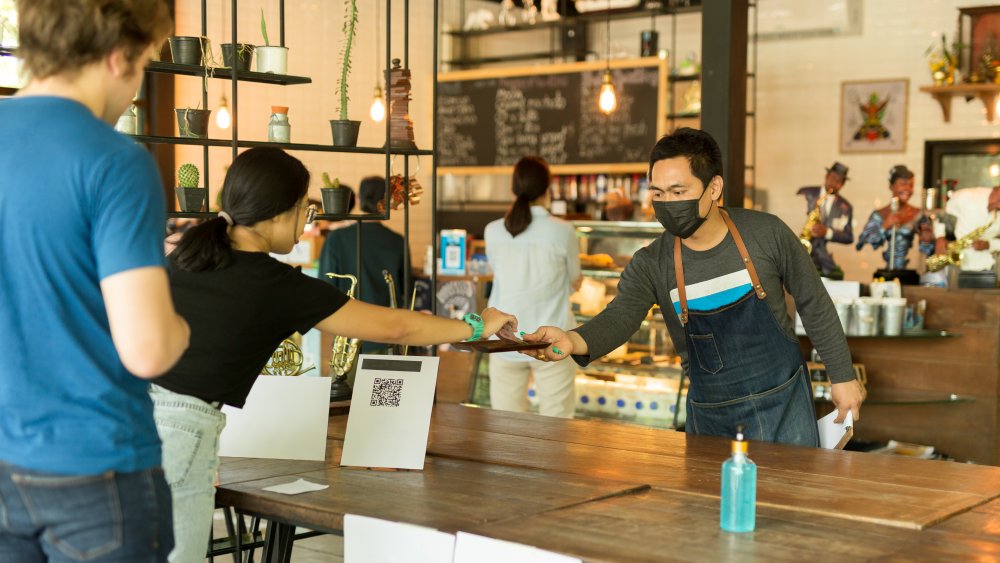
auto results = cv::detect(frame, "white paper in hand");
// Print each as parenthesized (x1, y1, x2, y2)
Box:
(818, 409, 854, 450)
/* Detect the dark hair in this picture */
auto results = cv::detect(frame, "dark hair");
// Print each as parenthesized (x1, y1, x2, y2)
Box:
(171, 147, 310, 272)
(18, 0, 172, 80)
(359, 176, 387, 214)
(889, 164, 914, 185)
(504, 156, 550, 237)
(647, 127, 723, 190)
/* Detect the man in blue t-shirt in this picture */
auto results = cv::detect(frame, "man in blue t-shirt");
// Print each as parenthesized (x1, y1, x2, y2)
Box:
(0, 1, 190, 561)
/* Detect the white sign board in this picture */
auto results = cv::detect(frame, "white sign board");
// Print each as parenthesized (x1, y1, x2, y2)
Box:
(344, 514, 455, 563)
(453, 532, 581, 563)
(218, 375, 332, 461)
(340, 355, 439, 470)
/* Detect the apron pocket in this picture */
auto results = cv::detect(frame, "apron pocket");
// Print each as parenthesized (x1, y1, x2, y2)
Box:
(688, 366, 815, 446)
(690, 333, 724, 374)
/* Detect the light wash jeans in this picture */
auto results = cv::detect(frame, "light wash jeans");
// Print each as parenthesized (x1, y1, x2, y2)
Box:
(149, 384, 226, 563)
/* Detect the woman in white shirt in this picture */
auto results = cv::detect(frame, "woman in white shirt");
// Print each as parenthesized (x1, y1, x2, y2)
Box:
(485, 156, 582, 417)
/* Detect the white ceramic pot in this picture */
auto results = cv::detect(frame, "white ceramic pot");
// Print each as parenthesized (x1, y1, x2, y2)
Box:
(256, 46, 288, 74)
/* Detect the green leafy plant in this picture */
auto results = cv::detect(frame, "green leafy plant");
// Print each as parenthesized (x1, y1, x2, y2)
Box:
(336, 0, 358, 121)
(178, 163, 200, 188)
(321, 172, 340, 189)
(260, 8, 270, 46)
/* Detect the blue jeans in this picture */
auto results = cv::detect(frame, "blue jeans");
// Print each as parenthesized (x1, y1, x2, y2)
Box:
(149, 384, 226, 563)
(0, 462, 173, 562)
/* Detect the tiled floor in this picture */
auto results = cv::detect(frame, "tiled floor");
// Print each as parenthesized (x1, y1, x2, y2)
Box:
(208, 510, 344, 562)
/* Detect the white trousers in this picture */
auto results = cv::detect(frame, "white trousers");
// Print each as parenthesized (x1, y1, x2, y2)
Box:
(488, 355, 577, 418)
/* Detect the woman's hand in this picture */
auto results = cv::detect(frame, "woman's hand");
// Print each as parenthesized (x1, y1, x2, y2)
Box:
(480, 307, 518, 340)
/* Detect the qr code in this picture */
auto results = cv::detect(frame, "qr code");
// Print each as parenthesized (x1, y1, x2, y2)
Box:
(370, 377, 404, 407)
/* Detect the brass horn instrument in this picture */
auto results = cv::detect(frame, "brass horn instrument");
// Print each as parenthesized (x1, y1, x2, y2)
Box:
(261, 338, 314, 376)
(926, 211, 997, 272)
(326, 273, 361, 376)
(799, 191, 828, 253)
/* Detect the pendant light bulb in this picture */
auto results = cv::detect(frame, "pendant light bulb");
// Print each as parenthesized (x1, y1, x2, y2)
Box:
(370, 85, 386, 123)
(599, 69, 617, 115)
(216, 95, 231, 129)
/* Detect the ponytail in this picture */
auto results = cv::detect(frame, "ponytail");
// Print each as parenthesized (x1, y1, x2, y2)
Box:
(504, 195, 533, 237)
(504, 155, 551, 238)
(170, 216, 234, 272)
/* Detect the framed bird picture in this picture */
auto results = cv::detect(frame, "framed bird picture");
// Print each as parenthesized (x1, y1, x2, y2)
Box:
(839, 78, 908, 153)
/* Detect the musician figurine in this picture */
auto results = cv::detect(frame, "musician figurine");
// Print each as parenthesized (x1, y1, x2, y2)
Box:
(796, 161, 854, 280)
(856, 165, 935, 284)
(930, 185, 1000, 287)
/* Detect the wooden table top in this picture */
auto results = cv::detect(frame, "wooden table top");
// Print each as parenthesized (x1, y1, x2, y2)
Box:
(217, 403, 1000, 560)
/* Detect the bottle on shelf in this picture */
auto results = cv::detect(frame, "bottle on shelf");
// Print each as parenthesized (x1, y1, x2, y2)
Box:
(550, 177, 567, 217)
(720, 424, 757, 533)
(267, 105, 291, 143)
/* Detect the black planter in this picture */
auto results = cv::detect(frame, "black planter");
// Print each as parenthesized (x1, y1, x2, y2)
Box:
(168, 36, 205, 65)
(221, 43, 254, 71)
(321, 187, 353, 215)
(176, 108, 211, 138)
(330, 119, 361, 147)
(175, 187, 206, 212)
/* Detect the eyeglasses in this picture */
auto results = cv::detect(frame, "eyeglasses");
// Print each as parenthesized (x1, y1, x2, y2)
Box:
(296, 204, 319, 225)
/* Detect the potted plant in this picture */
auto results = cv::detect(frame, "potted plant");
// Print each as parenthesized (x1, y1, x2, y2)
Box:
(256, 9, 288, 74)
(175, 164, 206, 212)
(221, 42, 254, 72)
(168, 35, 206, 66)
(330, 0, 361, 147)
(320, 173, 352, 214)
(175, 106, 212, 138)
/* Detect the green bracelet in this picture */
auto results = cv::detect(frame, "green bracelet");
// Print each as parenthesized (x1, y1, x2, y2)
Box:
(462, 313, 484, 341)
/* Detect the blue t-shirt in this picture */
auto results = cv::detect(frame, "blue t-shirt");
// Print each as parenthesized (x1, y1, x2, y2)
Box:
(0, 97, 167, 475)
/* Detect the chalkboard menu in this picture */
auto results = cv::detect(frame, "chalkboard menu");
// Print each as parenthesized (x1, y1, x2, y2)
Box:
(437, 61, 663, 170)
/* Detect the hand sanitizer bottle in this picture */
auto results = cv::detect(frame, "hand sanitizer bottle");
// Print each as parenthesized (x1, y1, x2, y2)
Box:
(720, 424, 756, 532)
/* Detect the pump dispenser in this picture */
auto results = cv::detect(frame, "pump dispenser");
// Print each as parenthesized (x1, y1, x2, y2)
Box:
(720, 424, 757, 532)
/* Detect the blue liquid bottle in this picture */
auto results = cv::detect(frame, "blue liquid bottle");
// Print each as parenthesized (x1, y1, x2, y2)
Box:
(720, 424, 757, 532)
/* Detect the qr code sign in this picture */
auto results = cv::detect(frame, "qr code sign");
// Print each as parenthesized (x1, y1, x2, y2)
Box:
(370, 377, 404, 407)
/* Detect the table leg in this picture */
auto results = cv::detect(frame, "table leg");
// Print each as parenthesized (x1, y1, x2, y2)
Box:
(261, 520, 295, 563)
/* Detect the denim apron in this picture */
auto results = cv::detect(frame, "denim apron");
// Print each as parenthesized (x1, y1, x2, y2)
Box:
(675, 209, 819, 447)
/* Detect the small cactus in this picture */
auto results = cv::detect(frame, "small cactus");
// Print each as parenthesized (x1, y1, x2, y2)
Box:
(178, 164, 200, 188)
(321, 172, 340, 189)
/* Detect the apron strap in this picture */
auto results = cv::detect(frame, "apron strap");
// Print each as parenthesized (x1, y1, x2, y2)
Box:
(673, 207, 767, 326)
(719, 208, 767, 300)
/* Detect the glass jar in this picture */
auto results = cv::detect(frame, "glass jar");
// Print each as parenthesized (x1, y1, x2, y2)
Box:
(267, 105, 290, 143)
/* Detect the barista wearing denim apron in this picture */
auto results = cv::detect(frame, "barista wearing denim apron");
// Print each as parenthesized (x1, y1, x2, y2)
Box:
(675, 209, 819, 446)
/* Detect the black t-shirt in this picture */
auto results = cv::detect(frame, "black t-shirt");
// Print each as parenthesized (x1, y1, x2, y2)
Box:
(157, 250, 350, 407)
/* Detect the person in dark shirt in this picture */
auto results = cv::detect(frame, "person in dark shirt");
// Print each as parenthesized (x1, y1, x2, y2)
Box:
(153, 148, 516, 562)
(319, 176, 411, 354)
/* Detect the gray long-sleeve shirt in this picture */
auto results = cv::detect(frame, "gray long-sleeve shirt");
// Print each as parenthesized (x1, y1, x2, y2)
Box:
(574, 207, 854, 383)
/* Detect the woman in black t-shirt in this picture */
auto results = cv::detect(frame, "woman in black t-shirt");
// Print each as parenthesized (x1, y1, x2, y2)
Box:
(152, 147, 516, 563)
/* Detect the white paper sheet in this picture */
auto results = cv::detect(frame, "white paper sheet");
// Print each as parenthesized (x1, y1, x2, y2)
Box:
(261, 478, 329, 495)
(219, 375, 332, 461)
(341, 355, 439, 470)
(453, 532, 581, 563)
(818, 409, 854, 450)
(344, 514, 455, 563)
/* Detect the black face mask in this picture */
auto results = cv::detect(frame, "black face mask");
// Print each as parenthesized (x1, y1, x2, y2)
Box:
(653, 187, 709, 238)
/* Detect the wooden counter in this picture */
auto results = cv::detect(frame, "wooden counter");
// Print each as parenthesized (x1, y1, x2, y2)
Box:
(803, 286, 1000, 464)
(217, 404, 1000, 561)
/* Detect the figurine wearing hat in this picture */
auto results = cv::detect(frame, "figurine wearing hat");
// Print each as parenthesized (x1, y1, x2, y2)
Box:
(796, 161, 854, 279)
(856, 164, 935, 276)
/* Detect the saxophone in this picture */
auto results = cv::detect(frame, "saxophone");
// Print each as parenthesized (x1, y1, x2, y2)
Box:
(326, 273, 361, 376)
(799, 191, 828, 253)
(926, 211, 998, 272)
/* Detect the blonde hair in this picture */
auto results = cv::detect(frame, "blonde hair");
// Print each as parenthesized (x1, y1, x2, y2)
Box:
(17, 0, 172, 79)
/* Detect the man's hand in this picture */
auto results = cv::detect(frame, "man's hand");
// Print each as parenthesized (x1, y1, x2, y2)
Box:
(521, 326, 575, 361)
(810, 223, 828, 238)
(831, 379, 866, 424)
(972, 239, 990, 251)
(480, 307, 518, 341)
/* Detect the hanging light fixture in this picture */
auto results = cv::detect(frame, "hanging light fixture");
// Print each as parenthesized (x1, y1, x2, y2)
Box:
(215, 0, 231, 129)
(598, 0, 617, 115)
(369, 0, 386, 123)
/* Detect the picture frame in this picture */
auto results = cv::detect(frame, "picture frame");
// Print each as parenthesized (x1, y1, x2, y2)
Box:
(839, 78, 908, 153)
(958, 5, 1000, 82)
